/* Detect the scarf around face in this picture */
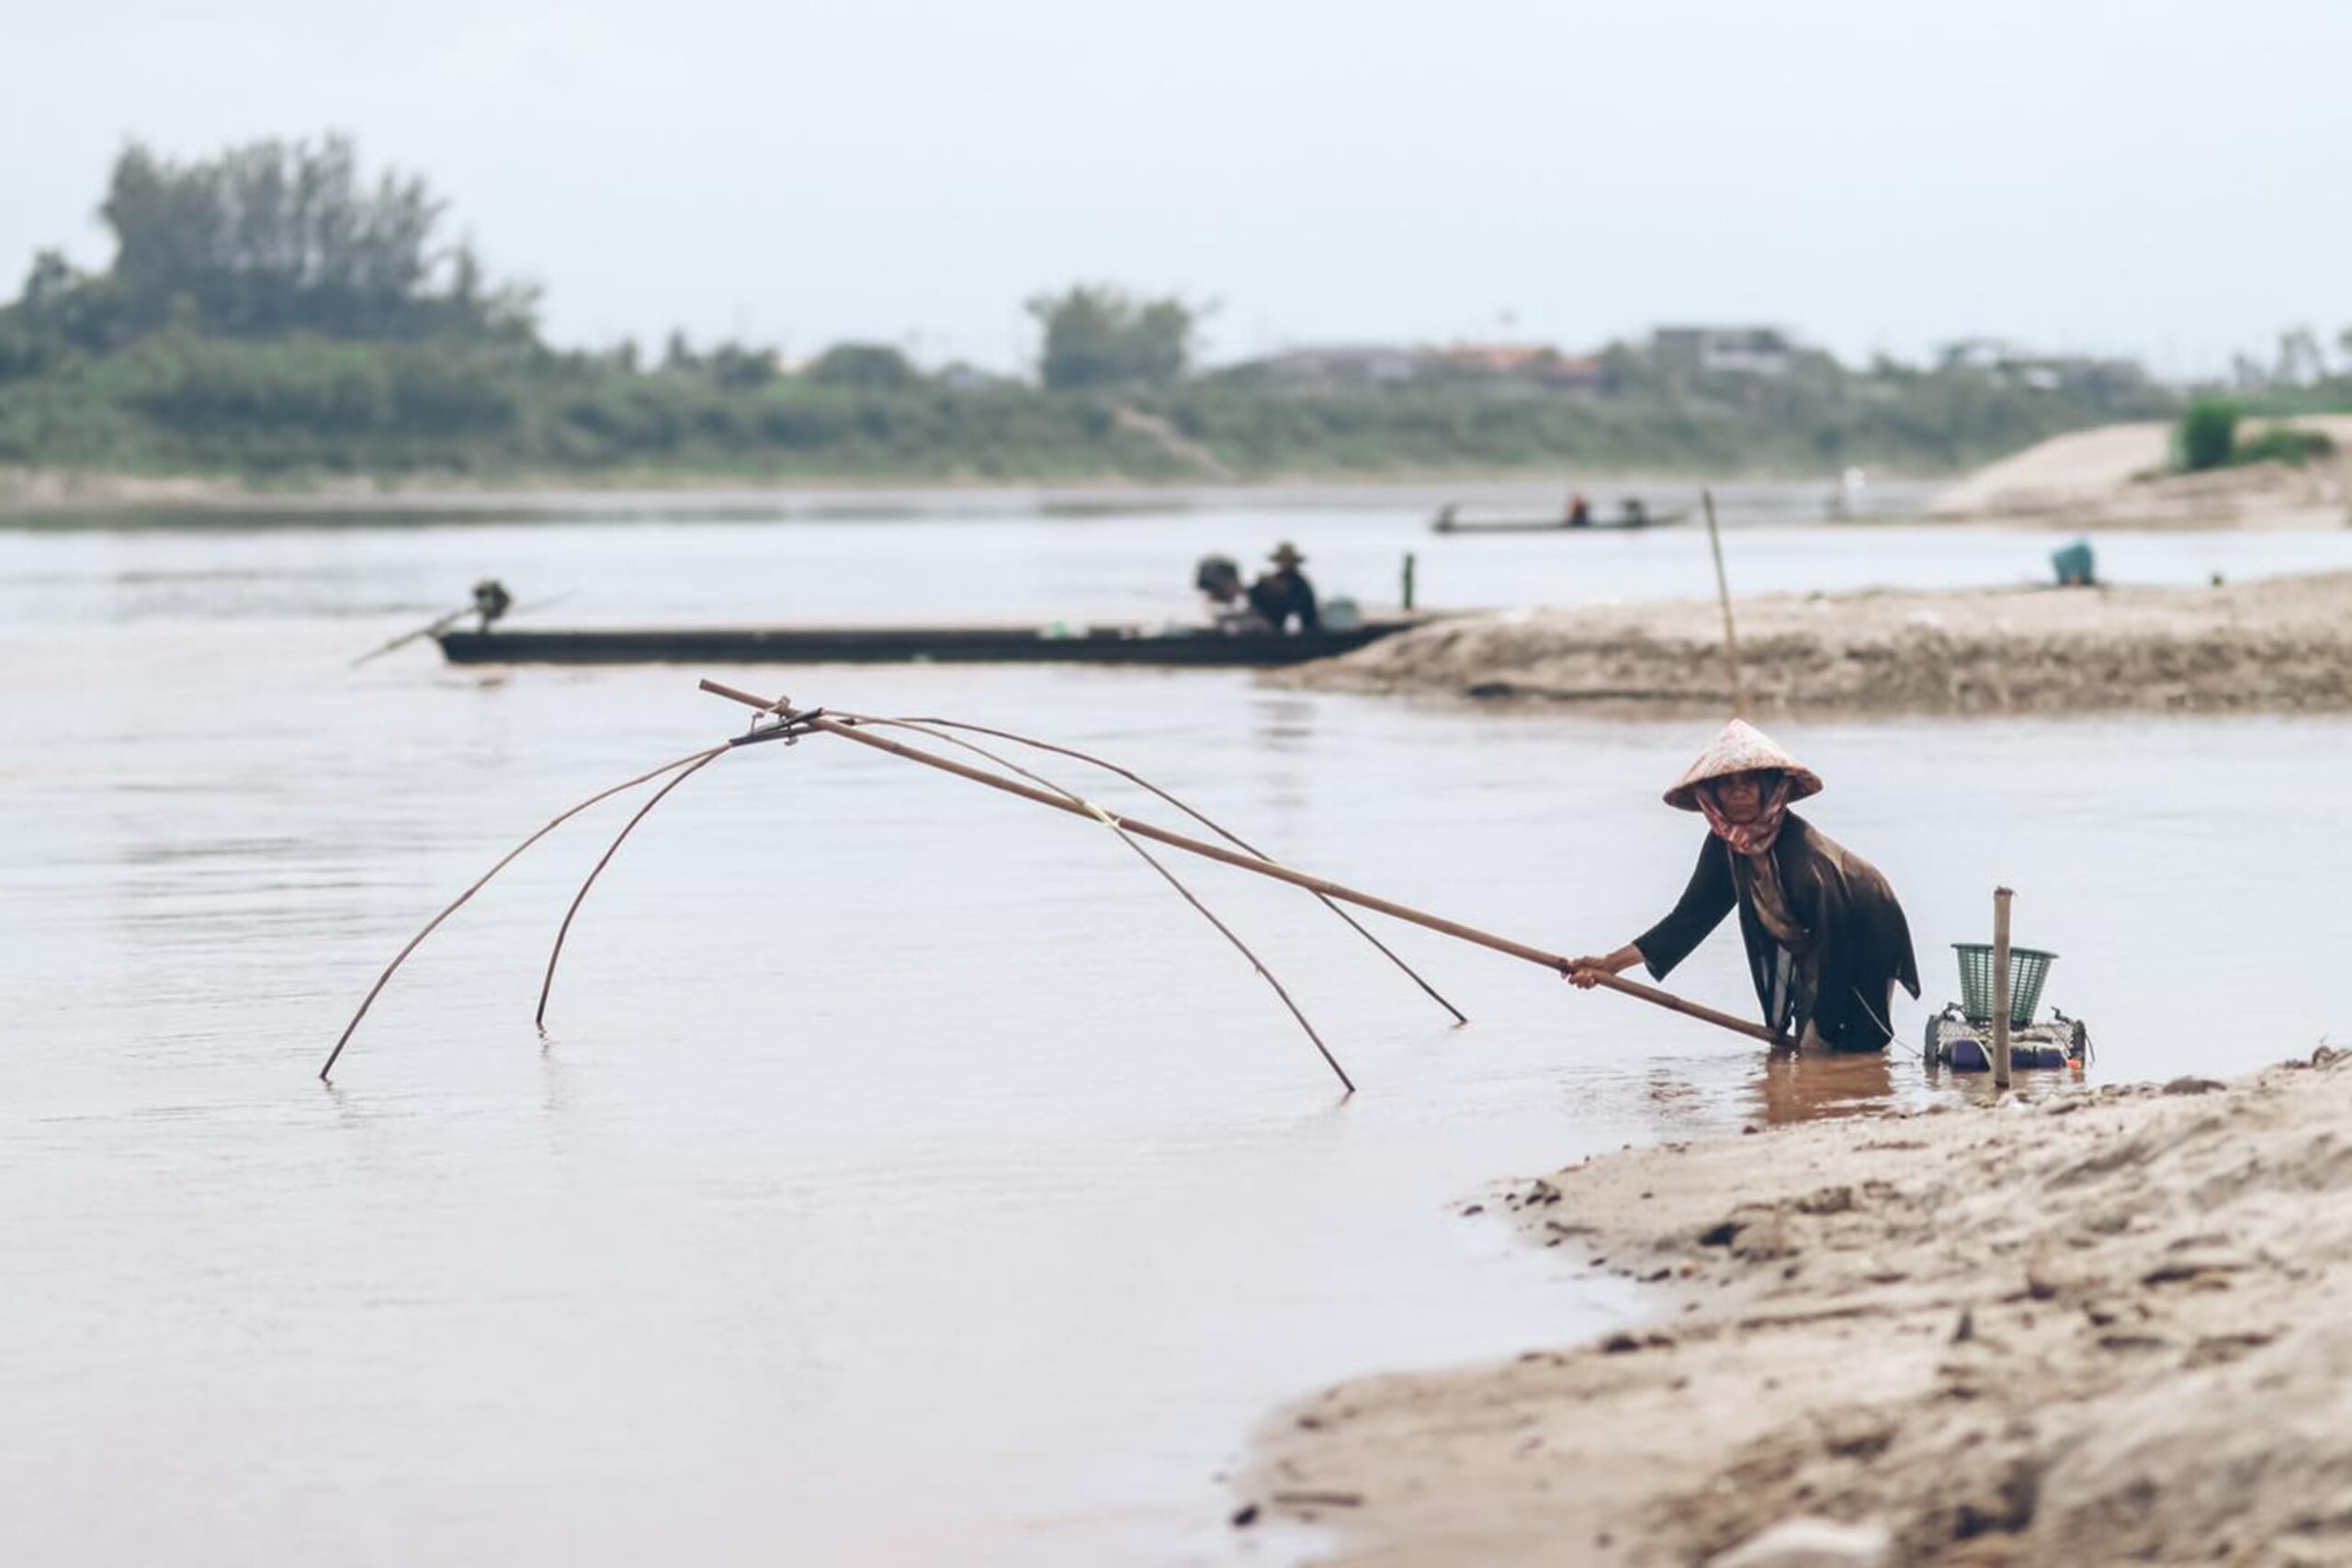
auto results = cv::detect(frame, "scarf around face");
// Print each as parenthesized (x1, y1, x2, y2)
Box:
(1695, 771, 1793, 857)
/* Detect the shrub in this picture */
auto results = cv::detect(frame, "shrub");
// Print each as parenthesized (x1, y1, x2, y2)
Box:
(2232, 423, 2335, 468)
(2176, 397, 2240, 472)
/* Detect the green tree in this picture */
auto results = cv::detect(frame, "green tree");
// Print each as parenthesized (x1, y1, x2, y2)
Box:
(807, 342, 916, 391)
(707, 342, 779, 389)
(87, 133, 533, 343)
(1026, 285, 1192, 390)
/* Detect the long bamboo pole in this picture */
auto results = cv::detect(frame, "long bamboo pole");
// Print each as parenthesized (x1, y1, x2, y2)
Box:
(867, 711, 1464, 1024)
(1702, 489, 1749, 717)
(839, 711, 1354, 1092)
(701, 682, 1780, 1046)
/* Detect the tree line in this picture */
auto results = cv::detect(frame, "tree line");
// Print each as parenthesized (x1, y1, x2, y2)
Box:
(0, 132, 2232, 482)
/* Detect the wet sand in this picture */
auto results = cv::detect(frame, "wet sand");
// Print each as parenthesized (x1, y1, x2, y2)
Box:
(1286, 570, 2352, 714)
(1239, 1047, 2352, 1566)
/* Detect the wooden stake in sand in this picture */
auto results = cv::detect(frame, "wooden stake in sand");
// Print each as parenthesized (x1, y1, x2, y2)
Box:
(1702, 489, 1748, 717)
(1991, 886, 2015, 1089)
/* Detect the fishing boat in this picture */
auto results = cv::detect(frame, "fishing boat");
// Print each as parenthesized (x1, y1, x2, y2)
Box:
(435, 615, 1430, 668)
(1430, 506, 1690, 535)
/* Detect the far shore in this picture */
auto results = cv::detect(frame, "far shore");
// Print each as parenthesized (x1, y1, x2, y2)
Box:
(0, 466, 1933, 520)
(1283, 571, 2352, 716)
(1237, 1048, 2352, 1566)
(15, 417, 2352, 533)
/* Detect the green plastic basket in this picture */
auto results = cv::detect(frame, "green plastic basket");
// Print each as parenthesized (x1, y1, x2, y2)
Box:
(1952, 942, 2057, 1027)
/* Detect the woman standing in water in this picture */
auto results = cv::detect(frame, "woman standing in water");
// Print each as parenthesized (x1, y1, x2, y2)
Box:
(1567, 720, 1919, 1052)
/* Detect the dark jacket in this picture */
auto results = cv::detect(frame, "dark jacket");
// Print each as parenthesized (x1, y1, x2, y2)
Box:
(1247, 570, 1320, 633)
(1634, 813, 1920, 1051)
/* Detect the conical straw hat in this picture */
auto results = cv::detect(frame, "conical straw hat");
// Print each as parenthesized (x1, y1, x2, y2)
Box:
(1663, 718, 1822, 811)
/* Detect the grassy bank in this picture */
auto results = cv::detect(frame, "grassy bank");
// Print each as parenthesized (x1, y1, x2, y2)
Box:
(0, 333, 2180, 489)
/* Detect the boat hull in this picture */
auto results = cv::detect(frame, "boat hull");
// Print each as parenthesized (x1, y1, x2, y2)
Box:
(435, 620, 1422, 668)
(1431, 512, 1689, 535)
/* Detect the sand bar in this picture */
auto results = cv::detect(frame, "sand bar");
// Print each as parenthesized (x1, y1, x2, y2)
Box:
(1285, 571, 2352, 715)
(1928, 417, 2352, 530)
(1239, 1049, 2352, 1566)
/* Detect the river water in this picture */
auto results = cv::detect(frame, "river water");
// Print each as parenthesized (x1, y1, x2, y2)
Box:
(6, 489, 2349, 1564)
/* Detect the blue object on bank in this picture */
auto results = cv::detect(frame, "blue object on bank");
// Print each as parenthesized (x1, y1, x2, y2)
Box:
(2052, 539, 2095, 586)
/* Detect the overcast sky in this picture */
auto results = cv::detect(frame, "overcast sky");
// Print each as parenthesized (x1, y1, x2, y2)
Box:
(6, 0, 2348, 376)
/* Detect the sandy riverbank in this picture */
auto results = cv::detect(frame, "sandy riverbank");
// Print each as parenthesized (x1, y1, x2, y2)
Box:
(1285, 571, 2352, 715)
(1238, 1047, 2352, 1566)
(1928, 418, 2352, 530)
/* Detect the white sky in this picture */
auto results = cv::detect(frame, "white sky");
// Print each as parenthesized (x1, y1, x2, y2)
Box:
(5, 0, 2348, 377)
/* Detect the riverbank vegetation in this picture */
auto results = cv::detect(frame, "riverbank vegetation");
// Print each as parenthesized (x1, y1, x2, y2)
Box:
(2173, 395, 2337, 473)
(0, 133, 2228, 488)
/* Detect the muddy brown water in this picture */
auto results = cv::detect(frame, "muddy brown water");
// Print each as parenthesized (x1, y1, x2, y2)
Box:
(5, 494, 2348, 1563)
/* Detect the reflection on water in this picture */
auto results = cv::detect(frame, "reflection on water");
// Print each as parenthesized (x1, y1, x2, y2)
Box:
(3, 503, 2348, 1565)
(1747, 1048, 1897, 1126)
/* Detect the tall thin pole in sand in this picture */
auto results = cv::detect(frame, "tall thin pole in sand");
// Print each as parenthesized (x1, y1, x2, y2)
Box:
(1991, 886, 2015, 1089)
(1702, 489, 1748, 717)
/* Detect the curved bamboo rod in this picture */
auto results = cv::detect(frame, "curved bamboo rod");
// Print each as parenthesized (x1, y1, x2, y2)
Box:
(700, 681, 1779, 1047)
(833, 711, 1353, 1093)
(319, 743, 729, 1080)
(874, 713, 1465, 1025)
(533, 748, 730, 1027)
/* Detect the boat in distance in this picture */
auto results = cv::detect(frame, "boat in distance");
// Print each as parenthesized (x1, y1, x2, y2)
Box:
(435, 615, 1432, 668)
(1430, 508, 1690, 535)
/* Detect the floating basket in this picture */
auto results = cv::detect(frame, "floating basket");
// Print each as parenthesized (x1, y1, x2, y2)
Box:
(1952, 942, 2056, 1027)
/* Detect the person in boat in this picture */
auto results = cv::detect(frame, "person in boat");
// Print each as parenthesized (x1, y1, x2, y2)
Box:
(1247, 542, 1321, 634)
(470, 578, 513, 630)
(1566, 492, 1591, 527)
(1565, 719, 1919, 1052)
(1194, 554, 1272, 633)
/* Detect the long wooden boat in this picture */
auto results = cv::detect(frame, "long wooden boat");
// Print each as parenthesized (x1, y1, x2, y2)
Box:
(435, 616, 1429, 668)
(1431, 509, 1689, 535)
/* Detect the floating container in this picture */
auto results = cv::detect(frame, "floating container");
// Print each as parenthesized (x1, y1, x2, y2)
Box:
(1925, 1005, 2089, 1074)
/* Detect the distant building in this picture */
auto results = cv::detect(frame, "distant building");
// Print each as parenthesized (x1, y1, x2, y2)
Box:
(1431, 343, 1607, 393)
(1936, 337, 2016, 372)
(1933, 339, 2153, 393)
(1650, 326, 1796, 378)
(1540, 355, 1605, 392)
(1235, 342, 1609, 395)
(1249, 345, 1428, 389)
(1435, 343, 1549, 375)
